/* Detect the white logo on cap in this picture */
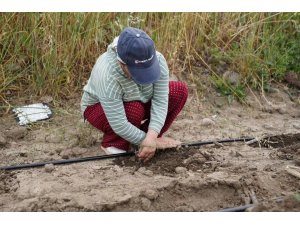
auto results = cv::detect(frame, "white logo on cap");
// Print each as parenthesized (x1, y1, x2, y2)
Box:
(135, 55, 154, 64)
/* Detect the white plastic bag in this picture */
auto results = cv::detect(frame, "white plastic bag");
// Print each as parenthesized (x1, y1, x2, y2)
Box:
(13, 103, 52, 125)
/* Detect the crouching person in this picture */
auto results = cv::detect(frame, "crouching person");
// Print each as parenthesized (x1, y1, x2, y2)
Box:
(81, 27, 188, 162)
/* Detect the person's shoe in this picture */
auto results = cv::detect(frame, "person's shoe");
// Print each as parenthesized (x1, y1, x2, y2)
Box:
(101, 146, 126, 154)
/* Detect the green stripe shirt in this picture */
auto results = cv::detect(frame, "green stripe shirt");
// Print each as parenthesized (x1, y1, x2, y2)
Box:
(80, 37, 169, 145)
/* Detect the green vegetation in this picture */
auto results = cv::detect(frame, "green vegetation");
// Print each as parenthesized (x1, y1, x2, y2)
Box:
(0, 12, 299, 108)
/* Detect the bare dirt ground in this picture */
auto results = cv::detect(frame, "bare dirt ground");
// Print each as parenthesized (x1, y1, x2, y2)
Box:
(0, 79, 300, 212)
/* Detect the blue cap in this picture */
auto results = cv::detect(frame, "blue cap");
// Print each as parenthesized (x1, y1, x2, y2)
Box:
(117, 27, 161, 85)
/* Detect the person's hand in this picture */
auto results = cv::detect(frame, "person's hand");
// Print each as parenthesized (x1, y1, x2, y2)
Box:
(138, 129, 158, 162)
(156, 137, 182, 149)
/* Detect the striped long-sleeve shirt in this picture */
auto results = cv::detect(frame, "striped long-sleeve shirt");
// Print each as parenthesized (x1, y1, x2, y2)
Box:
(80, 37, 169, 145)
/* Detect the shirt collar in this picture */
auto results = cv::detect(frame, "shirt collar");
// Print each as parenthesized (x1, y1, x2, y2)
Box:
(107, 40, 127, 76)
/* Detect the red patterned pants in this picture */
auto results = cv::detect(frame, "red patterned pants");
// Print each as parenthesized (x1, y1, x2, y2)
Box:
(83, 81, 188, 151)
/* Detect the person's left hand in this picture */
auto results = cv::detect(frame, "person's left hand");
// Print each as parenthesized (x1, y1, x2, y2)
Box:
(156, 137, 182, 149)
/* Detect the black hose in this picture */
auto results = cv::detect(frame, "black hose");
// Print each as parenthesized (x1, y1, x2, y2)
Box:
(0, 152, 135, 171)
(219, 204, 255, 212)
(181, 137, 254, 147)
(0, 137, 254, 171)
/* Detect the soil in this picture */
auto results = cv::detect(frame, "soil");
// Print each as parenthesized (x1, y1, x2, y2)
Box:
(0, 80, 300, 212)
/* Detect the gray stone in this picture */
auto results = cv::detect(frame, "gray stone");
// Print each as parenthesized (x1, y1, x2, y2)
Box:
(140, 197, 151, 211)
(293, 124, 300, 129)
(175, 166, 187, 174)
(44, 164, 55, 173)
(201, 118, 215, 127)
(142, 189, 159, 200)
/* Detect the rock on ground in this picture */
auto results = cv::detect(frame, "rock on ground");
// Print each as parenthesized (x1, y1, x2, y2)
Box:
(44, 164, 55, 173)
(201, 118, 215, 127)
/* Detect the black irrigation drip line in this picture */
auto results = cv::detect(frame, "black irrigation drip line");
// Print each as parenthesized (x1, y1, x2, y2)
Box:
(0, 137, 254, 171)
(0, 152, 135, 171)
(181, 137, 254, 148)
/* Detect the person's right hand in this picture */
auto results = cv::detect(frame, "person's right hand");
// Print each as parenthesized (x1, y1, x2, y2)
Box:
(137, 129, 158, 162)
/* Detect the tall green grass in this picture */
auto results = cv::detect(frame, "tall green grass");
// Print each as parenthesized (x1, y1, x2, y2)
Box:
(0, 12, 299, 109)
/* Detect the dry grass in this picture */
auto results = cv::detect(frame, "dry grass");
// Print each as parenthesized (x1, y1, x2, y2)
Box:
(0, 12, 299, 112)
